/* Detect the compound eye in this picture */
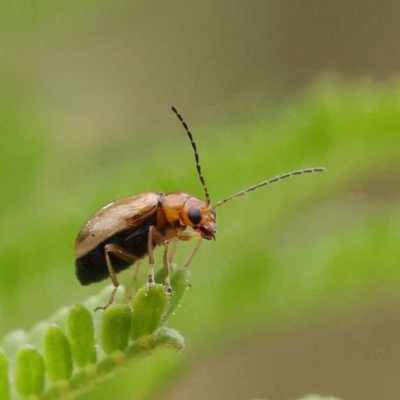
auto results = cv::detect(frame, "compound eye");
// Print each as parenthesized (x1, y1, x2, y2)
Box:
(188, 207, 202, 225)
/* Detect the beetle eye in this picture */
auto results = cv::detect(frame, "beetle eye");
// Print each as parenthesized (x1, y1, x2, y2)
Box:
(188, 207, 202, 225)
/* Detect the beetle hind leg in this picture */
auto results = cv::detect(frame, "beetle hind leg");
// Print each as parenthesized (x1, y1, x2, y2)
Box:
(95, 243, 139, 311)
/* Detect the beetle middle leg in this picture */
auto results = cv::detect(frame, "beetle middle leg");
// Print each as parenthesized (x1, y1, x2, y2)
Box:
(147, 226, 164, 287)
(167, 237, 178, 267)
(162, 242, 174, 294)
(95, 243, 139, 311)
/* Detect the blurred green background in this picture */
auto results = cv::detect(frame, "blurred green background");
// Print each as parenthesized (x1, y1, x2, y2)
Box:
(1, 1, 400, 399)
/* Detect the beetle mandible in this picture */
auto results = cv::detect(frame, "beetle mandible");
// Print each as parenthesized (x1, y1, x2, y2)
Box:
(75, 107, 326, 310)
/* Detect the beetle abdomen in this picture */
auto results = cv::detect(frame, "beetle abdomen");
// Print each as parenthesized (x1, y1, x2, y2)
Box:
(75, 214, 157, 285)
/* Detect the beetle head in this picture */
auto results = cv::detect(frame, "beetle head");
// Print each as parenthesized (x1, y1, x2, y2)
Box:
(181, 197, 216, 240)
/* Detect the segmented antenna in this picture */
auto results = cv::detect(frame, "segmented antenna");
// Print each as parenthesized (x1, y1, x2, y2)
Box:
(171, 106, 211, 205)
(212, 167, 326, 209)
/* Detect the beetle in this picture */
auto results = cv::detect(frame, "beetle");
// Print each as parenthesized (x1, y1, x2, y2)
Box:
(75, 106, 326, 310)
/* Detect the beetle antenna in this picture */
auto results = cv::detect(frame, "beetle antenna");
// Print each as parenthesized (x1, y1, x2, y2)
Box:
(171, 106, 211, 205)
(212, 167, 326, 209)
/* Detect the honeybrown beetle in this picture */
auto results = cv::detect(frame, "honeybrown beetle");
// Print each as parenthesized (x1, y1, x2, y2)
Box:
(75, 107, 325, 309)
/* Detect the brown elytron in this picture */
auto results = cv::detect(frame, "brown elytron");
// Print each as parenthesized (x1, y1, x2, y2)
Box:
(74, 107, 326, 310)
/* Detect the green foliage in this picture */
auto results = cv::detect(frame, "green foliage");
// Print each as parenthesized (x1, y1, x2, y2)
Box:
(0, 351, 10, 400)
(0, 270, 187, 400)
(101, 305, 132, 354)
(1, 77, 400, 399)
(15, 346, 45, 397)
(131, 285, 167, 340)
(44, 325, 73, 383)
(66, 304, 97, 368)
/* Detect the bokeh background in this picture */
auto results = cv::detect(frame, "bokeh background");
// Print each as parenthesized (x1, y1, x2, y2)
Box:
(1, 1, 400, 399)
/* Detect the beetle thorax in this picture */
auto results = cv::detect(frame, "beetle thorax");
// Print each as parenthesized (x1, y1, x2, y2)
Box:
(160, 193, 201, 224)
(159, 192, 216, 240)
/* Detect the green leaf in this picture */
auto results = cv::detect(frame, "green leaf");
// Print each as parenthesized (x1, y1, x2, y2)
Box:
(126, 342, 147, 359)
(0, 350, 10, 400)
(27, 322, 49, 351)
(49, 307, 69, 332)
(15, 345, 45, 397)
(97, 357, 117, 376)
(44, 324, 73, 382)
(150, 327, 185, 351)
(66, 303, 97, 368)
(101, 305, 132, 355)
(69, 370, 91, 392)
(1, 329, 28, 358)
(163, 269, 191, 321)
(131, 284, 167, 340)
(1, 281, 186, 400)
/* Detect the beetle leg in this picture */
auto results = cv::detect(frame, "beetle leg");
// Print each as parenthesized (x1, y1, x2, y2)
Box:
(162, 243, 173, 294)
(181, 238, 202, 269)
(147, 226, 167, 287)
(147, 226, 157, 286)
(167, 237, 178, 267)
(105, 243, 139, 265)
(95, 243, 139, 311)
(133, 260, 142, 281)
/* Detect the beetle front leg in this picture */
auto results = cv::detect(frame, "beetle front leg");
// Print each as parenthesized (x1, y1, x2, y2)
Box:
(177, 230, 201, 241)
(167, 237, 178, 266)
(182, 239, 202, 269)
(177, 231, 202, 269)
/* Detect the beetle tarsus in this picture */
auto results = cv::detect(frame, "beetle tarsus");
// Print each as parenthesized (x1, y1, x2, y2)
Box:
(94, 286, 118, 311)
(94, 304, 108, 312)
(164, 276, 174, 295)
(147, 267, 155, 288)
